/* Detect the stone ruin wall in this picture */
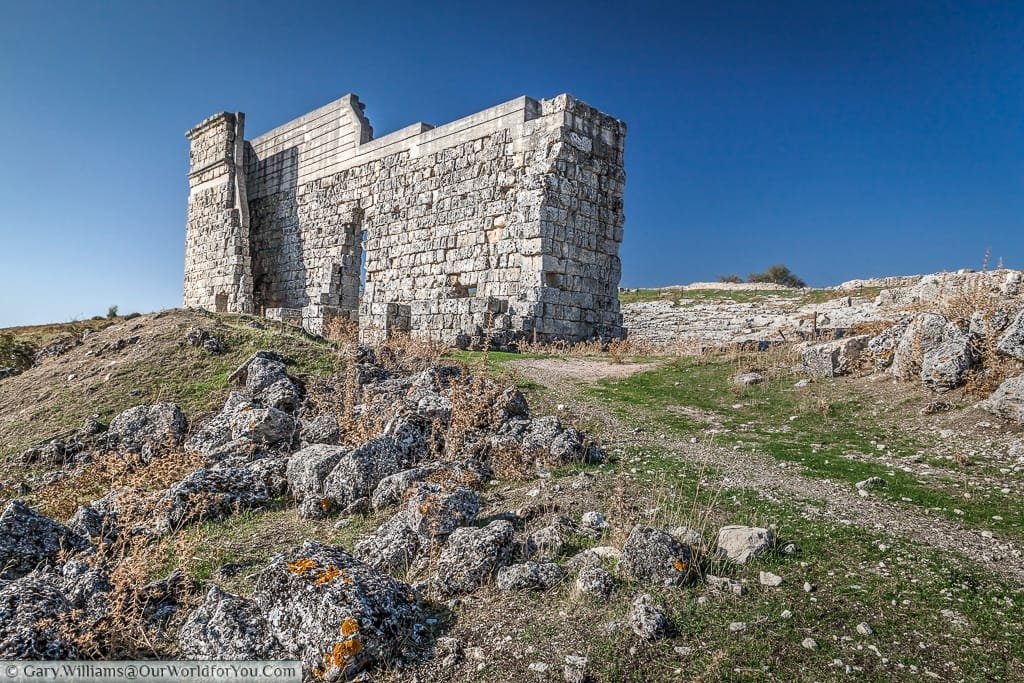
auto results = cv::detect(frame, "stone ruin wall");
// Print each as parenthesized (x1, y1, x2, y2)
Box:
(183, 93, 626, 346)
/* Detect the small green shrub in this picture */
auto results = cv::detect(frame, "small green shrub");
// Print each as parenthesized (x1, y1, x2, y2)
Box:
(748, 264, 806, 288)
(0, 333, 36, 370)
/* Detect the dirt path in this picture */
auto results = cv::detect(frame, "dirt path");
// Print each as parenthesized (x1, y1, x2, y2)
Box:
(517, 358, 1024, 586)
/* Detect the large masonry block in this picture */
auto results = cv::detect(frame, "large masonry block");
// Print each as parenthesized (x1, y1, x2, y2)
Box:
(182, 92, 626, 346)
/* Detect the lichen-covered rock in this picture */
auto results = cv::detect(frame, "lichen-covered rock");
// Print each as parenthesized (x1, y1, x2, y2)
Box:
(299, 414, 341, 445)
(354, 510, 423, 574)
(997, 309, 1024, 361)
(228, 406, 296, 446)
(492, 386, 529, 425)
(0, 500, 89, 579)
(574, 567, 614, 600)
(431, 520, 515, 597)
(0, 575, 78, 659)
(371, 464, 440, 511)
(717, 525, 775, 564)
(921, 337, 975, 391)
(60, 559, 110, 616)
(405, 484, 480, 540)
(619, 525, 695, 586)
(496, 561, 565, 591)
(382, 417, 429, 466)
(891, 314, 974, 389)
(322, 437, 403, 509)
(524, 524, 566, 561)
(286, 444, 348, 501)
(108, 402, 187, 452)
(982, 376, 1024, 424)
(154, 467, 269, 534)
(521, 416, 588, 464)
(628, 593, 670, 640)
(800, 336, 867, 377)
(867, 319, 911, 369)
(179, 586, 280, 660)
(230, 352, 303, 412)
(251, 541, 425, 679)
(186, 393, 255, 454)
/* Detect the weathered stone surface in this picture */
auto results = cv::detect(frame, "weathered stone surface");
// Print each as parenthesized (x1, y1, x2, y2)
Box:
(179, 586, 280, 660)
(228, 406, 296, 446)
(286, 444, 348, 501)
(496, 561, 565, 591)
(299, 414, 341, 445)
(619, 525, 695, 586)
(997, 309, 1024, 361)
(322, 437, 402, 509)
(717, 525, 774, 564)
(370, 464, 440, 511)
(108, 402, 187, 451)
(354, 510, 423, 574)
(801, 336, 867, 377)
(891, 314, 974, 389)
(628, 593, 671, 640)
(0, 500, 89, 579)
(184, 94, 625, 345)
(982, 376, 1024, 423)
(0, 576, 78, 659)
(867, 319, 912, 369)
(574, 567, 614, 600)
(250, 541, 424, 677)
(154, 466, 269, 533)
(431, 520, 515, 597)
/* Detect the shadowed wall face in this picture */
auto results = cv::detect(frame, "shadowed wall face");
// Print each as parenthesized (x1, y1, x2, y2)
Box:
(184, 93, 625, 345)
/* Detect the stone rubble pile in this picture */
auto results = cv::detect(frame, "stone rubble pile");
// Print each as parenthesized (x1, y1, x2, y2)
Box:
(0, 345, 798, 678)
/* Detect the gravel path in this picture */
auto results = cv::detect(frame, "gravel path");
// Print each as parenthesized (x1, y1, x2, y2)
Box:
(510, 358, 1024, 585)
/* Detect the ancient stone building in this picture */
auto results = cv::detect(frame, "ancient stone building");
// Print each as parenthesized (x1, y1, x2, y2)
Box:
(183, 92, 626, 346)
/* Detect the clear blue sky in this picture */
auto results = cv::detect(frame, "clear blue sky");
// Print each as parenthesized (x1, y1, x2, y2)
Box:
(1, 1, 1022, 327)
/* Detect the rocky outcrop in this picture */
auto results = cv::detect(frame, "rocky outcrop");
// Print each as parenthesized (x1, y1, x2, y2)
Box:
(982, 376, 1024, 424)
(0, 500, 89, 579)
(800, 336, 867, 377)
(108, 402, 187, 452)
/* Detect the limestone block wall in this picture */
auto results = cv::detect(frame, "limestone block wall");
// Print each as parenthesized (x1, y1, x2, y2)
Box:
(183, 113, 253, 314)
(183, 93, 626, 344)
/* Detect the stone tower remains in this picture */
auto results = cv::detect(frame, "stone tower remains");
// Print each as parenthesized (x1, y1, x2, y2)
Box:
(183, 93, 626, 346)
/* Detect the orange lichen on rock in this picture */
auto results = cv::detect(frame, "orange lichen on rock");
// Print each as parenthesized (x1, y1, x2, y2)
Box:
(324, 638, 363, 668)
(674, 558, 689, 572)
(315, 565, 343, 585)
(287, 558, 318, 575)
(340, 616, 360, 637)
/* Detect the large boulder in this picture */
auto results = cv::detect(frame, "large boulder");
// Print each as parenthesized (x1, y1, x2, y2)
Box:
(353, 510, 423, 574)
(232, 352, 303, 412)
(188, 394, 294, 454)
(717, 525, 774, 564)
(996, 309, 1024, 361)
(179, 586, 280, 660)
(251, 541, 424, 678)
(286, 445, 348, 502)
(867, 319, 912, 369)
(619, 525, 696, 586)
(981, 376, 1024, 424)
(0, 576, 78, 659)
(0, 500, 89, 579)
(153, 466, 269, 534)
(431, 520, 515, 597)
(800, 336, 867, 377)
(108, 402, 187, 452)
(891, 314, 974, 390)
(322, 437, 403, 509)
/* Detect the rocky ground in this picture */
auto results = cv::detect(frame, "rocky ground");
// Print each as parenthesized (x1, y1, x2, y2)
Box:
(0, 293, 1023, 681)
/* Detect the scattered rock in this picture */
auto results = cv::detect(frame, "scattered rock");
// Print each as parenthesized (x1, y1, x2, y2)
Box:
(0, 500, 89, 579)
(322, 437, 404, 509)
(619, 525, 695, 586)
(108, 402, 187, 452)
(628, 593, 671, 640)
(286, 444, 348, 502)
(496, 561, 565, 591)
(180, 327, 224, 354)
(580, 510, 609, 533)
(431, 520, 515, 597)
(981, 376, 1024, 424)
(759, 571, 783, 587)
(574, 567, 614, 600)
(801, 336, 867, 377)
(563, 654, 589, 683)
(856, 476, 886, 491)
(155, 466, 270, 534)
(179, 585, 279, 659)
(996, 309, 1024, 360)
(733, 372, 764, 386)
(728, 621, 746, 633)
(706, 574, 746, 596)
(716, 525, 774, 564)
(0, 575, 77, 659)
(801, 637, 818, 650)
(856, 622, 873, 636)
(299, 414, 341, 445)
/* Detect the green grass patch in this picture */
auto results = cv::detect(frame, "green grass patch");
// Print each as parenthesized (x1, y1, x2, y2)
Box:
(588, 356, 1023, 538)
